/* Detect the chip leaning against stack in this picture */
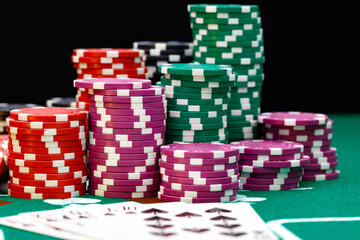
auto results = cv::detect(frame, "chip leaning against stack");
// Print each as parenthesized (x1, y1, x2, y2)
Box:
(133, 41, 194, 84)
(258, 112, 340, 181)
(73, 78, 166, 198)
(71, 49, 148, 111)
(157, 63, 236, 144)
(188, 4, 265, 141)
(5, 107, 88, 199)
(158, 142, 240, 203)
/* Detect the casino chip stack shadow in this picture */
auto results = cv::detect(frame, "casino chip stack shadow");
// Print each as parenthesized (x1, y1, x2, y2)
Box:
(71, 49, 148, 111)
(73, 78, 166, 198)
(133, 41, 194, 84)
(158, 142, 240, 203)
(5, 107, 88, 199)
(157, 63, 236, 144)
(258, 112, 340, 181)
(188, 4, 265, 141)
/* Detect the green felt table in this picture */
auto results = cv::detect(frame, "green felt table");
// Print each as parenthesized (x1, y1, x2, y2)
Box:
(0, 113, 359, 240)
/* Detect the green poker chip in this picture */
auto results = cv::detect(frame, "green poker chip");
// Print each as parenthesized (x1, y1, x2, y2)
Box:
(167, 103, 228, 112)
(195, 56, 265, 65)
(167, 97, 229, 106)
(166, 128, 227, 136)
(228, 108, 261, 116)
(234, 80, 264, 88)
(165, 133, 229, 142)
(190, 17, 261, 25)
(159, 83, 229, 95)
(189, 11, 260, 19)
(162, 73, 237, 82)
(194, 32, 262, 42)
(236, 74, 264, 82)
(193, 45, 264, 54)
(191, 22, 262, 31)
(194, 50, 264, 59)
(165, 91, 229, 100)
(228, 115, 256, 122)
(229, 92, 261, 99)
(192, 28, 262, 37)
(158, 63, 233, 76)
(227, 119, 258, 127)
(188, 4, 260, 13)
(228, 126, 260, 134)
(235, 67, 264, 76)
(166, 115, 226, 124)
(160, 77, 235, 88)
(166, 122, 227, 130)
(229, 97, 261, 105)
(194, 39, 264, 48)
(228, 131, 261, 141)
(168, 109, 227, 118)
(230, 86, 262, 93)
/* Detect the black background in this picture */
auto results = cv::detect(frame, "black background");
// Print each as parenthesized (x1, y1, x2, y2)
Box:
(1, 0, 358, 113)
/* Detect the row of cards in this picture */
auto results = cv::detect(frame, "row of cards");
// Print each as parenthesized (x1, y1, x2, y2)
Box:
(0, 201, 278, 240)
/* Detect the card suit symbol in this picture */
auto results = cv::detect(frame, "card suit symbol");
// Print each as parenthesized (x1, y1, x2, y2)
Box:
(210, 215, 237, 221)
(183, 228, 210, 233)
(104, 213, 116, 216)
(125, 211, 137, 214)
(142, 208, 168, 214)
(151, 232, 177, 237)
(175, 212, 202, 218)
(205, 207, 232, 214)
(214, 224, 241, 229)
(145, 216, 171, 222)
(221, 232, 247, 237)
(147, 224, 174, 229)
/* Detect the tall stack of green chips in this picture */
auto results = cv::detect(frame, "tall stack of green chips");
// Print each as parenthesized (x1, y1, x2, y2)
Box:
(188, 4, 265, 141)
(156, 63, 237, 144)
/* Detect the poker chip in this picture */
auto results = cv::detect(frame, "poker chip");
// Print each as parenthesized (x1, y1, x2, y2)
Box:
(73, 78, 152, 90)
(301, 170, 340, 181)
(188, 4, 264, 141)
(88, 182, 159, 192)
(133, 41, 194, 83)
(73, 49, 145, 58)
(158, 192, 237, 203)
(0, 135, 9, 180)
(88, 188, 157, 198)
(6, 107, 88, 199)
(158, 142, 239, 203)
(239, 182, 299, 191)
(89, 176, 160, 186)
(258, 112, 339, 182)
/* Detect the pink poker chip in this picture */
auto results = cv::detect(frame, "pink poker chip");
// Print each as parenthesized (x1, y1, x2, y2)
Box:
(88, 86, 164, 96)
(160, 180, 239, 192)
(89, 188, 157, 198)
(89, 101, 166, 109)
(89, 119, 165, 129)
(158, 192, 237, 203)
(302, 161, 338, 170)
(89, 175, 160, 186)
(159, 161, 238, 172)
(161, 174, 239, 185)
(88, 163, 158, 173)
(231, 140, 304, 155)
(159, 186, 238, 198)
(88, 131, 164, 141)
(239, 169, 304, 179)
(239, 176, 302, 185)
(239, 182, 299, 191)
(89, 106, 166, 116)
(239, 155, 310, 168)
(89, 113, 166, 122)
(238, 165, 302, 174)
(87, 94, 165, 103)
(87, 144, 160, 154)
(258, 112, 328, 126)
(302, 170, 340, 181)
(160, 155, 239, 166)
(88, 150, 159, 160)
(90, 169, 160, 180)
(73, 78, 151, 90)
(160, 167, 237, 179)
(89, 125, 166, 135)
(88, 182, 159, 192)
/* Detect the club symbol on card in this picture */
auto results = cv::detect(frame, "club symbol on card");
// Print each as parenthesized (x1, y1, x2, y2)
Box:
(175, 212, 202, 218)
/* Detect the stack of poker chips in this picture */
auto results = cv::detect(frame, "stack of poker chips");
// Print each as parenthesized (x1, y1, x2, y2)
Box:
(258, 112, 340, 181)
(0, 135, 9, 193)
(46, 97, 76, 108)
(5, 107, 88, 199)
(71, 48, 148, 111)
(157, 63, 236, 144)
(158, 142, 239, 203)
(73, 78, 166, 198)
(133, 41, 194, 84)
(188, 4, 265, 141)
(231, 140, 309, 191)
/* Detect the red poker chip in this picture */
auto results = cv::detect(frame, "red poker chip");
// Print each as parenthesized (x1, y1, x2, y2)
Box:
(73, 62, 145, 69)
(8, 150, 86, 161)
(9, 132, 87, 142)
(6, 118, 86, 129)
(8, 138, 86, 148)
(8, 188, 86, 199)
(7, 157, 86, 168)
(8, 163, 87, 174)
(8, 182, 86, 194)
(8, 144, 86, 154)
(10, 107, 88, 122)
(9, 168, 88, 180)
(7, 125, 85, 136)
(73, 48, 145, 58)
(10, 175, 88, 187)
(71, 55, 145, 64)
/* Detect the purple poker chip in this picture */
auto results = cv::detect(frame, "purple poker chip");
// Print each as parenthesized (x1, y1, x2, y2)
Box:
(88, 94, 165, 103)
(301, 170, 340, 181)
(264, 132, 333, 142)
(309, 155, 337, 164)
(160, 167, 237, 179)
(157, 192, 237, 203)
(89, 188, 157, 198)
(89, 183, 159, 192)
(160, 142, 239, 159)
(74, 78, 152, 90)
(258, 112, 328, 126)
(89, 101, 166, 109)
(305, 147, 337, 158)
(88, 163, 159, 173)
(161, 155, 239, 165)
(160, 180, 239, 192)
(89, 125, 166, 135)
(87, 85, 164, 96)
(239, 155, 310, 168)
(89, 138, 164, 148)
(89, 119, 166, 129)
(263, 127, 333, 137)
(239, 152, 304, 161)
(231, 140, 304, 155)
(239, 176, 302, 185)
(161, 174, 239, 185)
(302, 161, 338, 170)
(87, 144, 160, 154)
(304, 146, 332, 154)
(303, 168, 335, 174)
(89, 112, 166, 122)
(89, 157, 159, 167)
(88, 150, 159, 160)
(239, 182, 299, 191)
(159, 161, 238, 172)
(89, 131, 165, 141)
(264, 119, 333, 130)
(238, 165, 303, 174)
(159, 186, 238, 198)
(89, 106, 166, 116)
(90, 170, 160, 180)
(239, 169, 304, 179)
(89, 176, 161, 186)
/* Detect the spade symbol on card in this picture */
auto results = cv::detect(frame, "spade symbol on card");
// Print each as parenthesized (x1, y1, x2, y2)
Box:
(205, 207, 232, 214)
(145, 216, 171, 222)
(183, 228, 210, 233)
(175, 212, 202, 218)
(215, 223, 241, 229)
(142, 208, 168, 215)
(221, 232, 247, 237)
(151, 232, 177, 237)
(210, 215, 237, 221)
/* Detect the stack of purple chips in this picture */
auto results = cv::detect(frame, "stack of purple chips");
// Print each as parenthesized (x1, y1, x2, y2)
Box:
(73, 78, 166, 198)
(258, 112, 340, 181)
(158, 142, 240, 203)
(231, 140, 309, 191)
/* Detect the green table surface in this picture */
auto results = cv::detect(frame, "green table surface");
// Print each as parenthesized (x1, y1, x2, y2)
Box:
(1, 113, 359, 240)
